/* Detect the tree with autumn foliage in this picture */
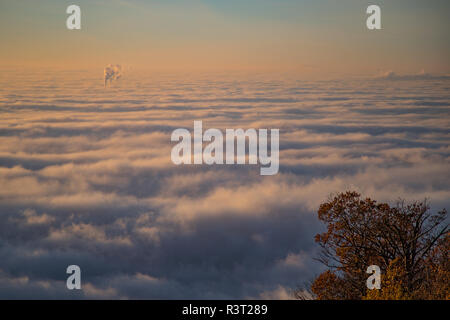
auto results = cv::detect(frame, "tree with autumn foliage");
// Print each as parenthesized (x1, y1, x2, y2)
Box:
(297, 191, 448, 300)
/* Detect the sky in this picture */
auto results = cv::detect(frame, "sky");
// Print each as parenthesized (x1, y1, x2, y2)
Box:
(1, 0, 449, 76)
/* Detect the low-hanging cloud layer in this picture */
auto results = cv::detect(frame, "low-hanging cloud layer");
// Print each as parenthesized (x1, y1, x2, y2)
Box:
(0, 70, 449, 299)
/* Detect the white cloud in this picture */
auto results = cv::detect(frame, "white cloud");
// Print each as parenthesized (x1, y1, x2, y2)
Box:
(0, 70, 448, 298)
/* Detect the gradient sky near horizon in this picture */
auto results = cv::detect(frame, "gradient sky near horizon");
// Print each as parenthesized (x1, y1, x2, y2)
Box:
(1, 0, 449, 76)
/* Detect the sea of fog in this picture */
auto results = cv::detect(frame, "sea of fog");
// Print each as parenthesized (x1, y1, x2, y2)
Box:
(0, 70, 448, 298)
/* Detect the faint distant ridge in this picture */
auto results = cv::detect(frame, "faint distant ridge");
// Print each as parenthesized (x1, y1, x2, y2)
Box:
(104, 64, 122, 87)
(374, 70, 450, 80)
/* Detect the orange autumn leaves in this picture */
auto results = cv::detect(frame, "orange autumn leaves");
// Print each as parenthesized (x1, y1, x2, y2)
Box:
(306, 191, 449, 300)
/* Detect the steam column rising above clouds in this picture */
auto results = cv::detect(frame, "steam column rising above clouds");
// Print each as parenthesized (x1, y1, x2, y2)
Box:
(104, 64, 122, 87)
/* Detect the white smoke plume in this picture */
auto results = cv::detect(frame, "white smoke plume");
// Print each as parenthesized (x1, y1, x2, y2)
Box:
(104, 64, 122, 87)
